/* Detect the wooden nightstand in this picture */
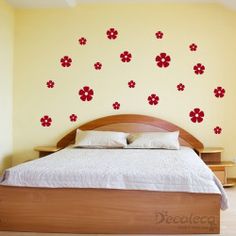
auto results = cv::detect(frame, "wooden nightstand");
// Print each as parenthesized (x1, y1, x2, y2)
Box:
(34, 146, 62, 157)
(196, 147, 223, 164)
(208, 161, 235, 187)
(196, 147, 235, 187)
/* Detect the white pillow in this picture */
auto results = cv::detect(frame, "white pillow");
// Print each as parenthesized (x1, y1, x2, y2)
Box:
(127, 131, 180, 150)
(74, 129, 128, 148)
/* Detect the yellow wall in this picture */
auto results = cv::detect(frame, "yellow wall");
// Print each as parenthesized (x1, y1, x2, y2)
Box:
(14, 4, 236, 176)
(0, 0, 14, 173)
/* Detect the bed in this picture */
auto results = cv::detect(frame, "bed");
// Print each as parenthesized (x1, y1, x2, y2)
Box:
(0, 114, 228, 234)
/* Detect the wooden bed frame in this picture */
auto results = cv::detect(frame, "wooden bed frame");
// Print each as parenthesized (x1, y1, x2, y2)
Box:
(0, 114, 221, 234)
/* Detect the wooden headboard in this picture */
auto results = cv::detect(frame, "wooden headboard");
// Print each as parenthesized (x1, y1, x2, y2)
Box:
(57, 114, 204, 149)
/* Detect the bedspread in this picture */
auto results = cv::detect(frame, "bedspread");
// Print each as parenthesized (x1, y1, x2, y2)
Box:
(0, 146, 229, 209)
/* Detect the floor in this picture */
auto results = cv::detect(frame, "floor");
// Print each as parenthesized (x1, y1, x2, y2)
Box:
(0, 187, 235, 236)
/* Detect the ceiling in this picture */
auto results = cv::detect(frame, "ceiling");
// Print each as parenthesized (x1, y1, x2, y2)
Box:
(5, 0, 236, 10)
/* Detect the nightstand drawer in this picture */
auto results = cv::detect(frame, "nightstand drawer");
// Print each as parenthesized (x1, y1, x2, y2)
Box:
(201, 152, 221, 164)
(38, 151, 55, 158)
(196, 147, 223, 164)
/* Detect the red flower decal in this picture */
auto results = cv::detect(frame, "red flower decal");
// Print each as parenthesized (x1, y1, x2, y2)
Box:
(155, 31, 164, 39)
(189, 108, 204, 123)
(177, 83, 185, 91)
(128, 80, 136, 88)
(148, 94, 159, 105)
(120, 51, 132, 63)
(214, 126, 222, 134)
(78, 37, 87, 45)
(189, 43, 197, 51)
(113, 102, 120, 110)
(70, 114, 77, 122)
(79, 86, 94, 101)
(214, 86, 225, 98)
(193, 63, 205, 74)
(94, 62, 102, 70)
(106, 28, 118, 40)
(46, 80, 55, 88)
(155, 53, 171, 68)
(60, 56, 72, 67)
(40, 115, 52, 127)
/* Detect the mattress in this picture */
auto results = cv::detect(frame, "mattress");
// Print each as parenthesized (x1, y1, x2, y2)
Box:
(0, 146, 229, 209)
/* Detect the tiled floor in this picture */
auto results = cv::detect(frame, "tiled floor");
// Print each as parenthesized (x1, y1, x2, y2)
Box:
(1, 187, 235, 236)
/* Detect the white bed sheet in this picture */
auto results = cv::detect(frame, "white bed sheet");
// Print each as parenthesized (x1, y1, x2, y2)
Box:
(0, 146, 228, 209)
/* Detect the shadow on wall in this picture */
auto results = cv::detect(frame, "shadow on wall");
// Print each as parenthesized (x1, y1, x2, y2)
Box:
(12, 150, 38, 166)
(0, 155, 12, 175)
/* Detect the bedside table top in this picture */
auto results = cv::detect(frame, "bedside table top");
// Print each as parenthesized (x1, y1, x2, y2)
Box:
(196, 147, 224, 153)
(34, 146, 61, 152)
(207, 161, 235, 167)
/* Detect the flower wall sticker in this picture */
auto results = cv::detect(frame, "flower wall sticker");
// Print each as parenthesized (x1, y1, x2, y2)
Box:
(40, 28, 222, 135)
(148, 94, 159, 105)
(79, 86, 94, 101)
(193, 63, 205, 75)
(155, 31, 164, 39)
(177, 83, 185, 91)
(214, 86, 225, 98)
(46, 80, 55, 88)
(113, 102, 120, 110)
(120, 51, 132, 62)
(189, 43, 197, 51)
(70, 114, 77, 122)
(106, 28, 118, 40)
(40, 115, 52, 127)
(94, 62, 102, 70)
(128, 80, 136, 88)
(60, 56, 72, 67)
(189, 108, 204, 123)
(214, 126, 222, 134)
(155, 53, 171, 68)
(78, 37, 87, 45)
